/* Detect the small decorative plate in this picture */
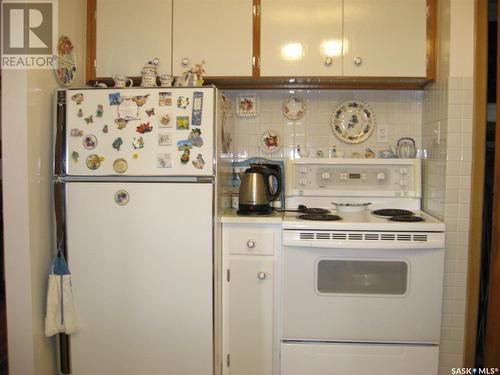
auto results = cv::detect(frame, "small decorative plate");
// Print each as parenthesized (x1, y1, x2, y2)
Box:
(236, 94, 258, 117)
(282, 96, 306, 120)
(260, 130, 281, 153)
(55, 36, 76, 87)
(330, 100, 376, 144)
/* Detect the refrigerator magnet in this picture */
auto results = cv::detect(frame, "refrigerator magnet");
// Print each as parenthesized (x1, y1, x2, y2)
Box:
(86, 154, 102, 170)
(112, 137, 123, 151)
(187, 128, 203, 147)
(177, 96, 190, 109)
(180, 149, 190, 164)
(113, 158, 128, 174)
(70, 129, 84, 137)
(176, 116, 190, 130)
(158, 113, 172, 128)
(71, 93, 84, 105)
(132, 137, 145, 149)
(157, 153, 172, 168)
(177, 140, 193, 151)
(158, 133, 172, 146)
(77, 109, 83, 117)
(159, 92, 172, 106)
(96, 105, 104, 118)
(118, 97, 139, 119)
(132, 153, 139, 160)
(71, 151, 79, 162)
(102, 125, 109, 133)
(136, 122, 153, 134)
(115, 118, 128, 130)
(114, 190, 130, 206)
(133, 94, 150, 107)
(192, 154, 205, 169)
(191, 92, 203, 125)
(145, 108, 155, 117)
(84, 115, 93, 124)
(108, 93, 122, 106)
(82, 134, 97, 150)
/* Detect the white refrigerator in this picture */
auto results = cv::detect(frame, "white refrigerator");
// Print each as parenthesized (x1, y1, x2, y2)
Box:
(54, 87, 217, 374)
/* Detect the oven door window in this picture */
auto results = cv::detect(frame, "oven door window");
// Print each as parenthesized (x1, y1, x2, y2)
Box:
(316, 259, 408, 295)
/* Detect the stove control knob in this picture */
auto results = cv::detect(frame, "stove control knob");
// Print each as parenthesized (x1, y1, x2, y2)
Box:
(340, 173, 348, 180)
(400, 178, 409, 187)
(400, 168, 408, 175)
(321, 172, 331, 180)
(361, 173, 367, 180)
(376, 172, 386, 181)
(299, 167, 308, 174)
(299, 178, 308, 186)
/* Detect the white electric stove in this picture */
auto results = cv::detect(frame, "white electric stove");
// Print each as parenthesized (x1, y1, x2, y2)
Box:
(280, 158, 445, 375)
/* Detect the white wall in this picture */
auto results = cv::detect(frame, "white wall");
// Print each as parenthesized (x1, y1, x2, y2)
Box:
(1, 1, 87, 373)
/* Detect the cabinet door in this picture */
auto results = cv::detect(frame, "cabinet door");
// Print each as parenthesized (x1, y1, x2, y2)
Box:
(172, 0, 253, 77)
(227, 256, 274, 375)
(260, 0, 343, 77)
(95, 0, 172, 77)
(343, 0, 427, 77)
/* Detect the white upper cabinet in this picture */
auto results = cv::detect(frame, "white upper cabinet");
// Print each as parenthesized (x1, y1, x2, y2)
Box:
(343, 0, 427, 77)
(172, 0, 254, 77)
(260, 0, 343, 77)
(95, 0, 172, 77)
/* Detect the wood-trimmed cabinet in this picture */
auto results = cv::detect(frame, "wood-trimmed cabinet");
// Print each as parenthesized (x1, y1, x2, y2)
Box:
(222, 223, 281, 375)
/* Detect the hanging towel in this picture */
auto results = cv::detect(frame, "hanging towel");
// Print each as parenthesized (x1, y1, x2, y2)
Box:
(45, 250, 82, 337)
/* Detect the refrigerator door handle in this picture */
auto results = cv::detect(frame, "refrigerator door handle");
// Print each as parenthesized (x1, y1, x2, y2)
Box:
(54, 90, 67, 176)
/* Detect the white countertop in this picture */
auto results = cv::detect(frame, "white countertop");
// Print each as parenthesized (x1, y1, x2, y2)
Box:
(219, 209, 283, 224)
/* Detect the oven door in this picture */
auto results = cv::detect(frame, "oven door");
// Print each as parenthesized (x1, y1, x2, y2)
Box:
(282, 245, 444, 344)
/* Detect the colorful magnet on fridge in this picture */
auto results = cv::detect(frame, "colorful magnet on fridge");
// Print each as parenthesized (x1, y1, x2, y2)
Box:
(102, 125, 109, 133)
(132, 153, 139, 160)
(86, 154, 101, 170)
(158, 133, 172, 146)
(192, 154, 205, 169)
(177, 140, 193, 151)
(136, 122, 153, 134)
(71, 151, 79, 162)
(70, 128, 84, 137)
(132, 137, 145, 149)
(133, 94, 150, 107)
(177, 96, 190, 109)
(113, 158, 128, 174)
(157, 153, 172, 168)
(191, 92, 203, 125)
(84, 115, 93, 124)
(112, 137, 123, 151)
(187, 128, 203, 147)
(145, 108, 155, 117)
(109, 92, 122, 106)
(159, 92, 172, 106)
(158, 113, 171, 128)
(77, 109, 83, 117)
(176, 116, 190, 130)
(82, 134, 98, 150)
(115, 118, 128, 130)
(71, 93, 84, 104)
(96, 105, 104, 118)
(180, 149, 190, 164)
(114, 190, 130, 206)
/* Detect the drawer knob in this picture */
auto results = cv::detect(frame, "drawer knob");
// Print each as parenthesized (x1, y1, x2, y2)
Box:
(246, 239, 256, 249)
(353, 56, 363, 66)
(181, 57, 190, 67)
(257, 272, 267, 280)
(324, 57, 333, 66)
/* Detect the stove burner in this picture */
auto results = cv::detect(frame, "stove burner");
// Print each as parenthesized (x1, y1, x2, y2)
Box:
(372, 209, 414, 217)
(297, 213, 342, 221)
(388, 215, 425, 222)
(296, 205, 331, 214)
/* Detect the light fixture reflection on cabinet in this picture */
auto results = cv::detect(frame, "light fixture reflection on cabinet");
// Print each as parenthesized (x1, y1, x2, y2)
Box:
(281, 42, 304, 61)
(320, 40, 342, 57)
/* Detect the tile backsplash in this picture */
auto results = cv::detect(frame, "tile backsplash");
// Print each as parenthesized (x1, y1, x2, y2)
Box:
(223, 89, 423, 160)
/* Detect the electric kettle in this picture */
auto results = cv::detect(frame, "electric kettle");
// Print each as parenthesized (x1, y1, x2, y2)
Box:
(237, 164, 282, 215)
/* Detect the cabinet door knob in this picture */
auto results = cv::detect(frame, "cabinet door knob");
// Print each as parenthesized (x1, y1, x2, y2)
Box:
(246, 239, 256, 249)
(257, 272, 267, 280)
(181, 57, 190, 67)
(324, 57, 333, 66)
(353, 57, 363, 66)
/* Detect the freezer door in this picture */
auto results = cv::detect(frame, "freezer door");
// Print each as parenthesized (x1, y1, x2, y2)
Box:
(65, 182, 213, 375)
(63, 87, 214, 176)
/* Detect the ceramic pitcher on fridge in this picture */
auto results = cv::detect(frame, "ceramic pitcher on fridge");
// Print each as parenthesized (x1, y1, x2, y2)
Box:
(396, 137, 417, 158)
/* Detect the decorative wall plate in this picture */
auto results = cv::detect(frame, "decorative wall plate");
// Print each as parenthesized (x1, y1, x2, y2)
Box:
(260, 130, 281, 153)
(330, 100, 375, 144)
(282, 96, 306, 120)
(236, 94, 258, 117)
(55, 36, 76, 87)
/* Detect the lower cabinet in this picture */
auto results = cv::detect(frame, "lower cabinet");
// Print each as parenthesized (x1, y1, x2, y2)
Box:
(222, 223, 280, 375)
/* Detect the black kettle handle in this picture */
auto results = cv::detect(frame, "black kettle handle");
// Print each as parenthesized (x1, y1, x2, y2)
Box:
(262, 170, 282, 202)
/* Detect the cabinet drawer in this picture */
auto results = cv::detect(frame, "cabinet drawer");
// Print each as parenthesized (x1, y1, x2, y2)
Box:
(227, 227, 276, 255)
